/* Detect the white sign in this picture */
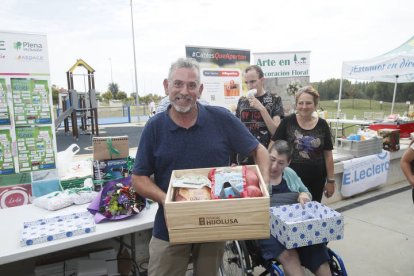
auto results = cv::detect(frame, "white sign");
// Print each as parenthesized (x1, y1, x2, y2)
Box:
(0, 30, 50, 74)
(341, 151, 390, 197)
(253, 51, 310, 78)
(201, 68, 242, 110)
(253, 51, 311, 115)
(0, 30, 56, 175)
(185, 45, 250, 111)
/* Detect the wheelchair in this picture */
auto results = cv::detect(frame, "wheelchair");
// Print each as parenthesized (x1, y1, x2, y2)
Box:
(220, 240, 347, 276)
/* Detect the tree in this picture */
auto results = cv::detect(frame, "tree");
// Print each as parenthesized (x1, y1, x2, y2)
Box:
(115, 91, 127, 101)
(313, 78, 341, 101)
(343, 80, 357, 108)
(51, 85, 59, 105)
(108, 82, 119, 99)
(101, 91, 113, 103)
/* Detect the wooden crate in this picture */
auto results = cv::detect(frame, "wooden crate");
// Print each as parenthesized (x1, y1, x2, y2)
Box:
(165, 165, 270, 244)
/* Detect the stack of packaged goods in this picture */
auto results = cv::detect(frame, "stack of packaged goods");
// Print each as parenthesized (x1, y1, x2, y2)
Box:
(58, 144, 93, 191)
(92, 136, 132, 191)
(336, 129, 383, 157)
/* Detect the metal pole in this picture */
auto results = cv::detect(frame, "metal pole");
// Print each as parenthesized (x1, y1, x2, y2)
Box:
(130, 0, 140, 123)
(334, 77, 344, 141)
(109, 57, 113, 83)
(390, 75, 398, 115)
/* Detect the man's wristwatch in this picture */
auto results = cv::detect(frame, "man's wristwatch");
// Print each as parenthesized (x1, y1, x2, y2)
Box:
(327, 178, 335, 183)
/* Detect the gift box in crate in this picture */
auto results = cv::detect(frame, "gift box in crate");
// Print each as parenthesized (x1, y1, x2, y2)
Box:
(20, 211, 95, 246)
(270, 201, 344, 249)
(377, 128, 400, 152)
(335, 137, 382, 157)
(165, 165, 269, 244)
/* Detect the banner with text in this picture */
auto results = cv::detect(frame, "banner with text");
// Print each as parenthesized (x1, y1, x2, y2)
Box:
(253, 51, 310, 115)
(186, 46, 250, 111)
(0, 30, 57, 208)
(341, 151, 390, 197)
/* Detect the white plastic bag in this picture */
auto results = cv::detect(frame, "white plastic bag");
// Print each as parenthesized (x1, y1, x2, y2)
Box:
(57, 144, 80, 178)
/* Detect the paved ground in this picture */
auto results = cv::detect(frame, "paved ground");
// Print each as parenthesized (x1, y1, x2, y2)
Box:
(327, 181, 414, 276)
(56, 123, 145, 155)
(250, 181, 414, 276)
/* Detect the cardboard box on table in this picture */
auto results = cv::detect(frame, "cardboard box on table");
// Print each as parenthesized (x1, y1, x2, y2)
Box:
(165, 165, 270, 244)
(92, 136, 129, 161)
(270, 201, 344, 249)
(378, 128, 400, 152)
(20, 211, 96, 247)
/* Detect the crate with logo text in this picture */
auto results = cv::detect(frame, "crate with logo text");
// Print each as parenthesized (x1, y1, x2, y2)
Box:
(165, 165, 270, 244)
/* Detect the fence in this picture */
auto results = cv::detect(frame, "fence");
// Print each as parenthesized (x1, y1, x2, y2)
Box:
(55, 105, 150, 127)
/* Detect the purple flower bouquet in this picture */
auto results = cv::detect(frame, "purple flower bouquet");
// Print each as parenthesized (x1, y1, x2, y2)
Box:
(88, 176, 146, 223)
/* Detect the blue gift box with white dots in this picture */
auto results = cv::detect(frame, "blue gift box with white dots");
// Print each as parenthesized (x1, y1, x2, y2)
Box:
(270, 201, 344, 249)
(20, 211, 96, 247)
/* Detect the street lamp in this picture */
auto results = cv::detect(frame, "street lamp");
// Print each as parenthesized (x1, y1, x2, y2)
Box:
(108, 58, 113, 83)
(130, 0, 140, 121)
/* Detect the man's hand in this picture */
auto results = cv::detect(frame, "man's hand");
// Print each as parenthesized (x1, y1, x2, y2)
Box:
(248, 97, 265, 112)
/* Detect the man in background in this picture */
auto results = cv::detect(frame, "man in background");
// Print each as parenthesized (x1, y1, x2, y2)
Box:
(148, 100, 156, 116)
(233, 65, 284, 165)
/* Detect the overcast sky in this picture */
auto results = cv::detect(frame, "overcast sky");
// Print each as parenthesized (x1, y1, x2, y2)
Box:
(1, 0, 413, 96)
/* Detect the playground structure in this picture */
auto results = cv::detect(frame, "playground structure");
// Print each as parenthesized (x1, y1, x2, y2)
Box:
(54, 59, 99, 139)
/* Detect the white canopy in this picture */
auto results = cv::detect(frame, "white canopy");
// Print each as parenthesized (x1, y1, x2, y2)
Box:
(338, 36, 414, 116)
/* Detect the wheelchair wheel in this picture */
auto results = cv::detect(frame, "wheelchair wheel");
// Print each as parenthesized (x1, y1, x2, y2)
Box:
(327, 248, 348, 276)
(220, 240, 253, 276)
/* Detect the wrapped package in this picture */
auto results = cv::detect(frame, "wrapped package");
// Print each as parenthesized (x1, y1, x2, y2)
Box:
(174, 186, 211, 201)
(172, 173, 212, 201)
(270, 201, 344, 249)
(67, 178, 98, 205)
(33, 191, 73, 211)
(69, 189, 98, 205)
(88, 176, 146, 223)
(21, 211, 95, 246)
(210, 166, 247, 199)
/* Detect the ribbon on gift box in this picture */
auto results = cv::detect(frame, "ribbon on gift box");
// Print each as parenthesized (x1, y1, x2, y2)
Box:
(106, 138, 120, 159)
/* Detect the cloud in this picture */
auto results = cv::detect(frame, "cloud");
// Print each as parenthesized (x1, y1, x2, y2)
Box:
(1, 0, 414, 95)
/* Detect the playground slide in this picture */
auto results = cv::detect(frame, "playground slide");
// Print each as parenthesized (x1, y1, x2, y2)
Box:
(54, 106, 74, 130)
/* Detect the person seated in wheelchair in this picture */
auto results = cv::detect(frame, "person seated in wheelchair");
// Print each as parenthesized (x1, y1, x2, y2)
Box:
(257, 140, 332, 276)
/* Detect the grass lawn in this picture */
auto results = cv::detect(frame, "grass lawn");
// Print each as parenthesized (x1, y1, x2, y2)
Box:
(319, 99, 409, 119)
(319, 99, 411, 137)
